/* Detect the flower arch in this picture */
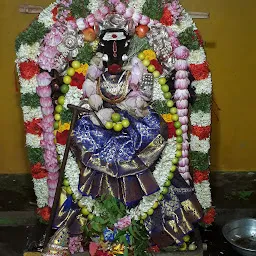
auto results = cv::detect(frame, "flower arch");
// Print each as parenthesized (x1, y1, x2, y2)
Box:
(15, 0, 214, 226)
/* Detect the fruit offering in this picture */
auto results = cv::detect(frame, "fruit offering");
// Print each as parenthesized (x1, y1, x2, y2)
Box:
(104, 112, 130, 132)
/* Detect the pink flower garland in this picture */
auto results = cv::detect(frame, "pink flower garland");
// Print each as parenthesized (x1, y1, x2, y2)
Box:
(36, 72, 59, 207)
(173, 46, 192, 184)
(75, 3, 157, 31)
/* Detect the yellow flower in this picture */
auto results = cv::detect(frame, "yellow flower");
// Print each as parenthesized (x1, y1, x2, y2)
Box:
(143, 49, 157, 61)
(75, 63, 89, 76)
(58, 122, 71, 133)
(91, 39, 99, 52)
(161, 113, 173, 123)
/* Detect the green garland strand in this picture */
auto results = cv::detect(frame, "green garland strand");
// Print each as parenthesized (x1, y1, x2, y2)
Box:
(76, 43, 94, 64)
(142, 0, 163, 20)
(190, 151, 209, 170)
(70, 0, 90, 19)
(191, 94, 211, 113)
(178, 27, 200, 51)
(152, 100, 170, 115)
(27, 146, 44, 165)
(21, 93, 40, 108)
(15, 20, 48, 51)
(61, 108, 73, 123)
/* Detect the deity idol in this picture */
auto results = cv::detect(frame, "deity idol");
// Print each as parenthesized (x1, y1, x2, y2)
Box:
(49, 14, 203, 253)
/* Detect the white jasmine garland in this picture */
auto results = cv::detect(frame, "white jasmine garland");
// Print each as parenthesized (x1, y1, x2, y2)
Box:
(57, 144, 82, 200)
(26, 133, 42, 148)
(19, 77, 38, 94)
(171, 12, 195, 34)
(63, 86, 83, 109)
(187, 47, 206, 64)
(38, 3, 56, 28)
(16, 42, 40, 61)
(22, 106, 43, 122)
(152, 79, 165, 101)
(87, 0, 104, 14)
(190, 111, 211, 127)
(190, 135, 210, 154)
(33, 177, 49, 208)
(191, 75, 212, 95)
(153, 138, 176, 188)
(129, 0, 146, 12)
(194, 181, 212, 209)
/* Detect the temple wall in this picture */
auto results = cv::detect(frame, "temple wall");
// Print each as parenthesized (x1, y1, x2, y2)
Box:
(0, 0, 255, 173)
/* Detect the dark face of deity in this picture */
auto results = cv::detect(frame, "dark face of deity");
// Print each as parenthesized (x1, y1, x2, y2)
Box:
(98, 29, 130, 75)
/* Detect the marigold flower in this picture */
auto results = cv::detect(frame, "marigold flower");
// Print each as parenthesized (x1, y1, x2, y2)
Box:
(58, 122, 71, 133)
(143, 49, 157, 61)
(75, 63, 89, 76)
(161, 113, 173, 123)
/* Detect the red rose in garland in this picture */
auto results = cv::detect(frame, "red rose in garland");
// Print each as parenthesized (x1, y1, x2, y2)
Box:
(19, 60, 40, 80)
(31, 162, 48, 179)
(56, 130, 69, 145)
(70, 72, 85, 89)
(160, 7, 173, 26)
(191, 125, 211, 140)
(190, 62, 210, 81)
(25, 118, 43, 136)
(193, 169, 210, 184)
(202, 207, 216, 225)
(36, 206, 51, 222)
(167, 122, 176, 138)
(150, 59, 163, 74)
(51, 6, 58, 21)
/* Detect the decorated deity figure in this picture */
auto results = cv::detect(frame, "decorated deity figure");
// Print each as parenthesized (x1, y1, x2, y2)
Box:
(15, 0, 214, 255)
(51, 13, 203, 251)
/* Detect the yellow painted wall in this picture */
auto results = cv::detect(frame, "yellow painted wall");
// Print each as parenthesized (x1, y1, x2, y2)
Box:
(0, 0, 256, 173)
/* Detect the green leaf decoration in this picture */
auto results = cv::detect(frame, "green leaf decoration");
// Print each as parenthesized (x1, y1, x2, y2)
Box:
(124, 246, 129, 256)
(76, 43, 94, 64)
(70, 0, 90, 19)
(190, 151, 209, 170)
(178, 27, 201, 51)
(127, 35, 151, 60)
(152, 100, 170, 115)
(27, 146, 44, 165)
(21, 93, 40, 108)
(191, 94, 212, 113)
(142, 0, 164, 20)
(61, 108, 73, 123)
(15, 20, 48, 51)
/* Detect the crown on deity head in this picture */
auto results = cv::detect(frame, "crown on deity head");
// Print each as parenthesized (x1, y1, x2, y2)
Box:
(100, 14, 133, 35)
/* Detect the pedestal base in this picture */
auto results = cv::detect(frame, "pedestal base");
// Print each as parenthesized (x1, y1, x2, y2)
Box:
(24, 229, 203, 256)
